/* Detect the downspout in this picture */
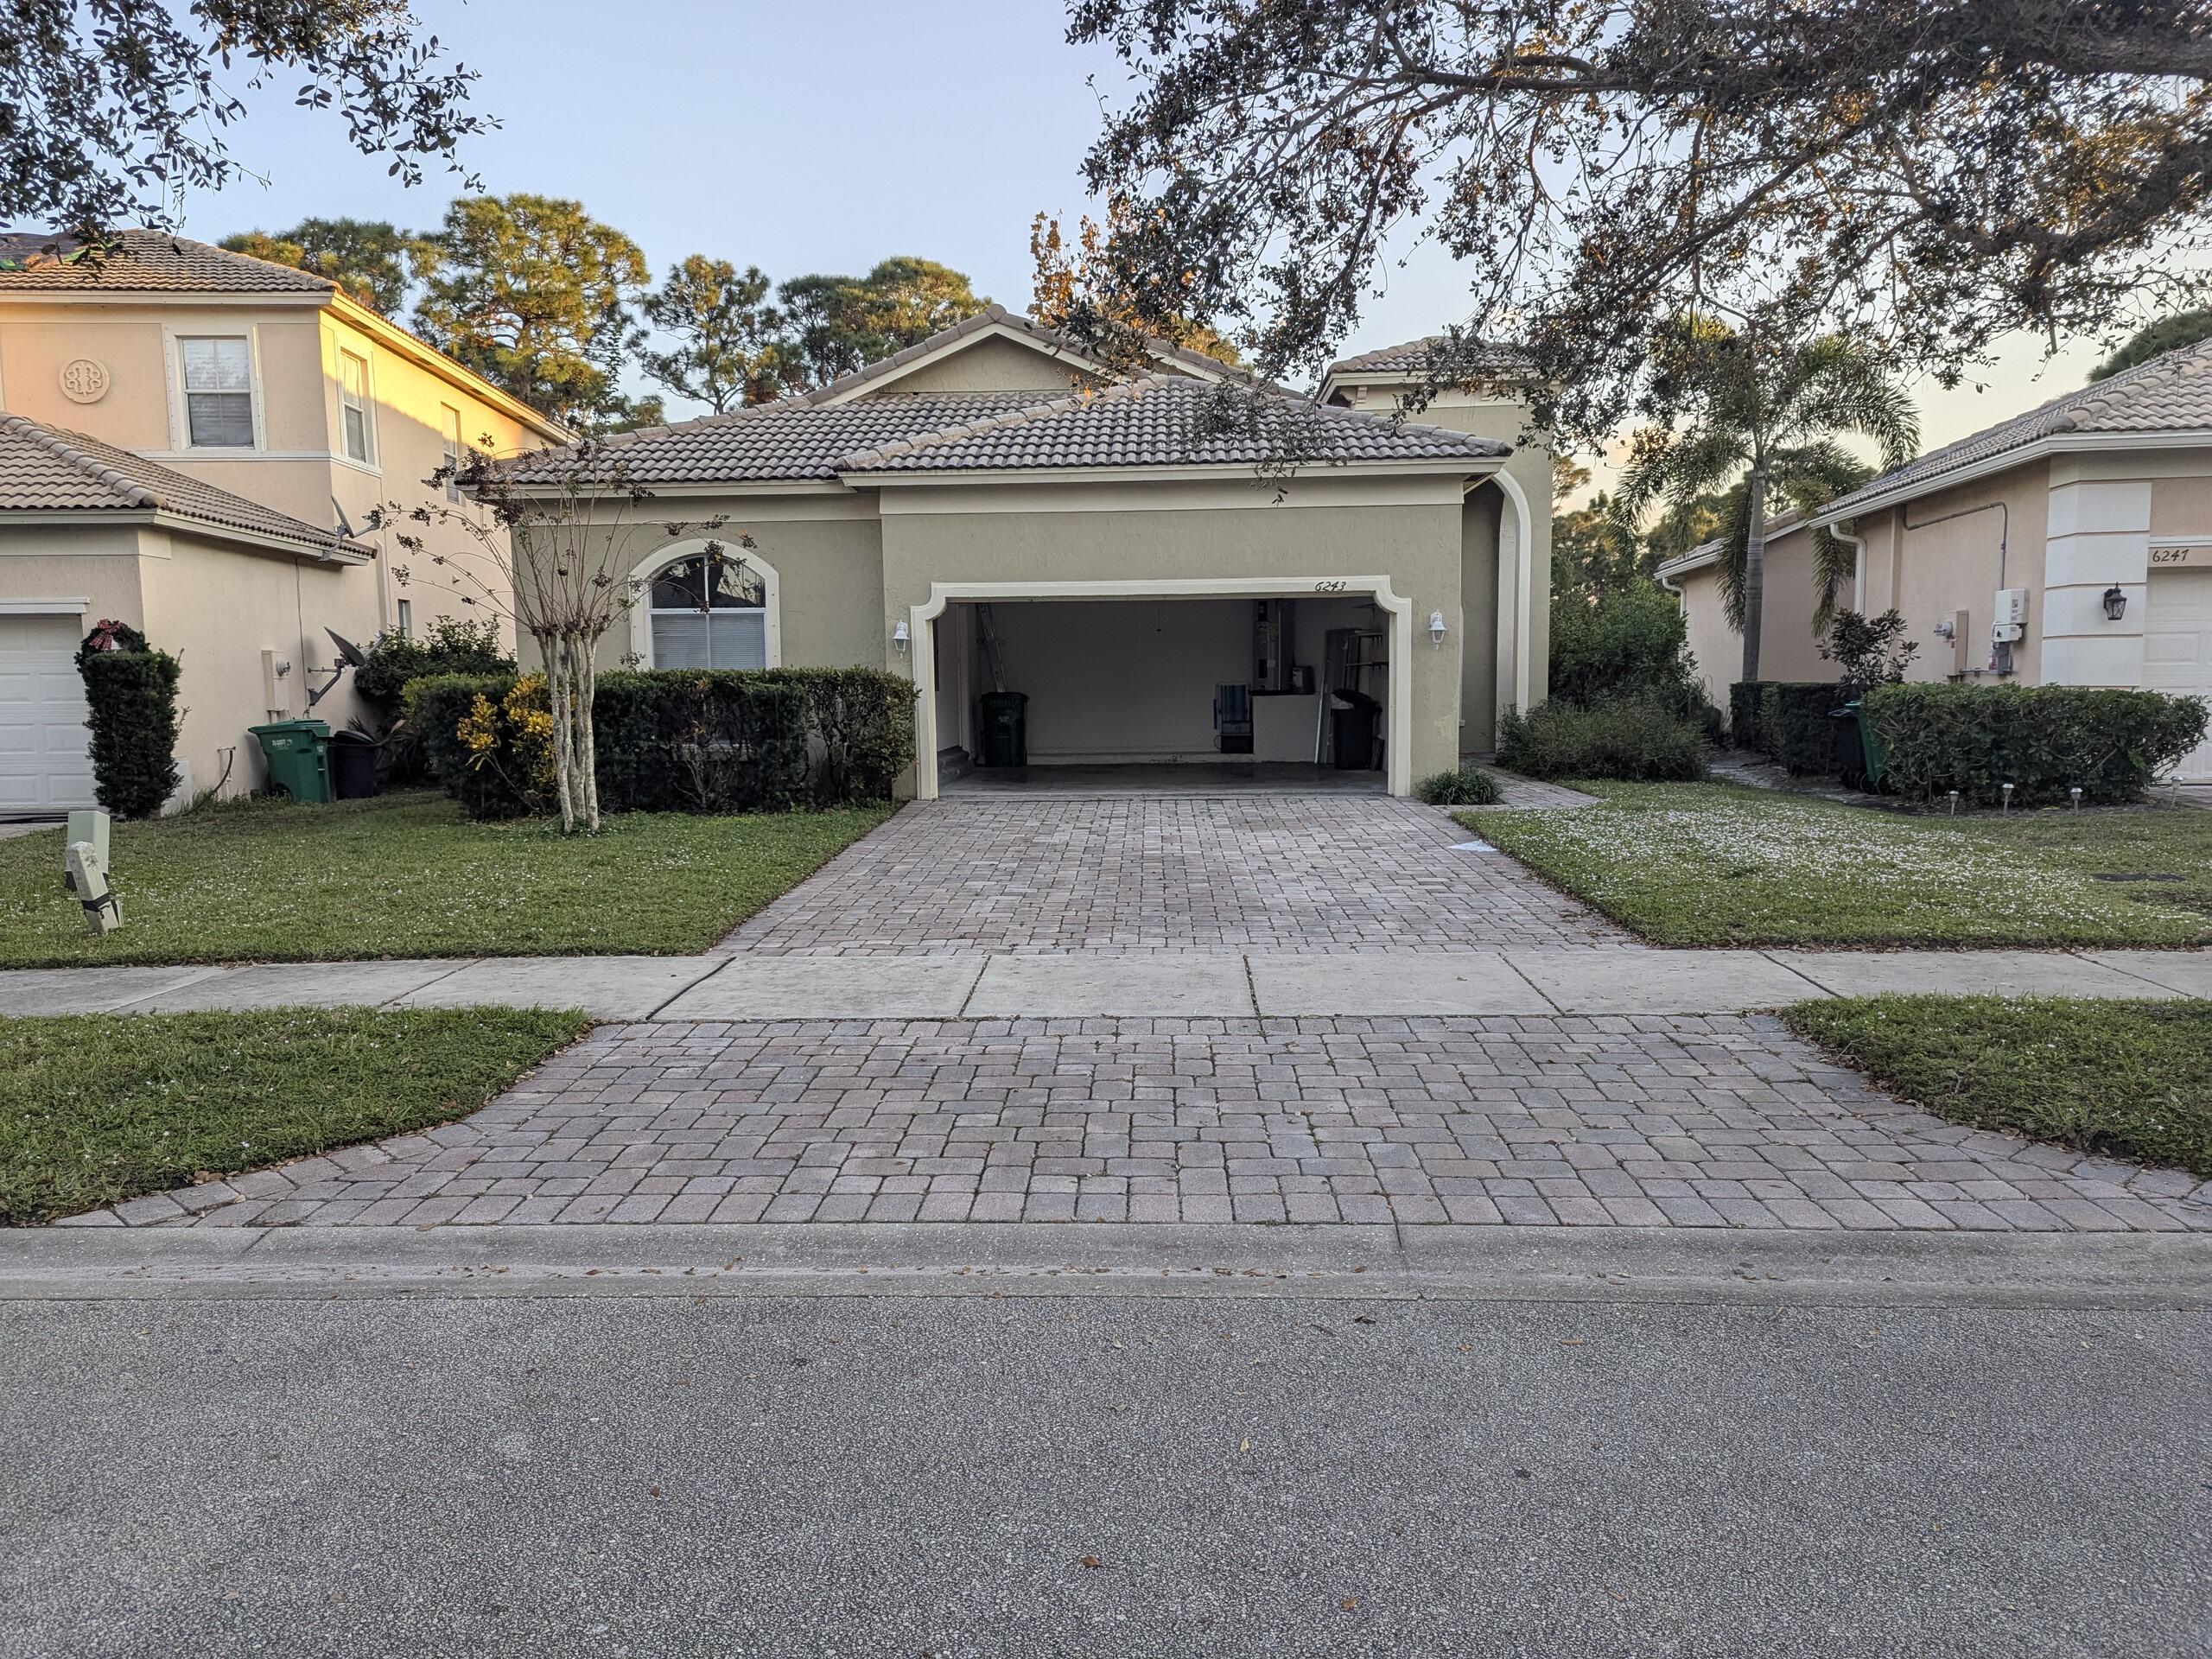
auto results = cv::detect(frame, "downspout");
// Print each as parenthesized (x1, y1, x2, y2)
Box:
(1828, 525, 1868, 614)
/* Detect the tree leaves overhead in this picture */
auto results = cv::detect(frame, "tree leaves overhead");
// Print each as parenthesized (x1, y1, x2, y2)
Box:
(1071, 0, 2212, 446)
(0, 0, 490, 242)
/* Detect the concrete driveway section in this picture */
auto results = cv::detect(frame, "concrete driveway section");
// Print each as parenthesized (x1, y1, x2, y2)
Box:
(1510, 950, 1828, 1014)
(394, 955, 721, 1020)
(963, 955, 1257, 1018)
(658, 955, 987, 1020)
(68, 1015, 2209, 1232)
(715, 794, 1630, 955)
(1247, 951, 1554, 1015)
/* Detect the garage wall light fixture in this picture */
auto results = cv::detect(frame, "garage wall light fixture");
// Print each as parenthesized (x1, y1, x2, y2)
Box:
(1428, 610, 1447, 647)
(892, 620, 910, 653)
(2102, 585, 2128, 621)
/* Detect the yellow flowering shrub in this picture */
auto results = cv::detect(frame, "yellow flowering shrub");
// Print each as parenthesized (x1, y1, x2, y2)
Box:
(454, 673, 556, 813)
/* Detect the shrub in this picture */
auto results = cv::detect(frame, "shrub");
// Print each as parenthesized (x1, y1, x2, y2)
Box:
(407, 666, 916, 819)
(1758, 682, 1849, 775)
(1416, 765, 1503, 806)
(1728, 680, 1773, 749)
(356, 617, 516, 785)
(1859, 683, 2209, 807)
(353, 616, 513, 707)
(74, 620, 181, 818)
(1820, 609, 1918, 694)
(1497, 694, 1709, 781)
(1551, 582, 1724, 741)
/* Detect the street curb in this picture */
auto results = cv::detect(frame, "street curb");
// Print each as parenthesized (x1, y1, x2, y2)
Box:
(3, 1222, 2207, 1309)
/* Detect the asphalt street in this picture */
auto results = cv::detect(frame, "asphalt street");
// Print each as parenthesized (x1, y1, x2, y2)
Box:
(2, 1268, 2207, 1657)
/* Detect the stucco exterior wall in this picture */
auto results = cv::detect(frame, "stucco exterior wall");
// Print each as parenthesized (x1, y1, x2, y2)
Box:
(515, 501, 886, 677)
(1671, 524, 1839, 697)
(878, 482, 1467, 789)
(1459, 486, 1502, 747)
(861, 335, 1103, 397)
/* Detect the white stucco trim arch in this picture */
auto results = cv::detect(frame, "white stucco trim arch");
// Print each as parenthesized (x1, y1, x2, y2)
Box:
(1491, 467, 1538, 721)
(906, 575, 1414, 800)
(625, 537, 782, 668)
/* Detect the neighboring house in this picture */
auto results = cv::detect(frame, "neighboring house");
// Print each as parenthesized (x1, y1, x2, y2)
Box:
(1659, 337, 2212, 778)
(504, 307, 1547, 798)
(0, 230, 567, 813)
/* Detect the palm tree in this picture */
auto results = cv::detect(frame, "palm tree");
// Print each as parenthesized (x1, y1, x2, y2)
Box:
(1614, 317, 1918, 683)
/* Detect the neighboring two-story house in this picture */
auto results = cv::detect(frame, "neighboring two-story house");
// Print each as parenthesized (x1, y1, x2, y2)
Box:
(0, 231, 567, 813)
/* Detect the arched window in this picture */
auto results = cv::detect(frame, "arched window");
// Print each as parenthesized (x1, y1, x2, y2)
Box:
(645, 548, 770, 669)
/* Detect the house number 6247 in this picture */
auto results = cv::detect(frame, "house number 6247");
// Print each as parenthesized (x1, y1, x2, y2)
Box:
(1313, 579, 1348, 592)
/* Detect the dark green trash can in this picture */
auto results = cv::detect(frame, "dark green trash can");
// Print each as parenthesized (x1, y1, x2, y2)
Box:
(250, 718, 333, 803)
(977, 691, 1028, 768)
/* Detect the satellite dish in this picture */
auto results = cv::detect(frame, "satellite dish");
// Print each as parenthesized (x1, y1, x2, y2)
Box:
(325, 628, 369, 668)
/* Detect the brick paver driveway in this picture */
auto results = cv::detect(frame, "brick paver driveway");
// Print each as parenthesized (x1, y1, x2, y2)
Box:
(716, 794, 1626, 954)
(92, 1016, 2209, 1232)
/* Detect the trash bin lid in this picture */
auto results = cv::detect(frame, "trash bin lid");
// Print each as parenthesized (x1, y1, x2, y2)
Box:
(327, 729, 376, 747)
(1329, 688, 1381, 711)
(249, 719, 331, 737)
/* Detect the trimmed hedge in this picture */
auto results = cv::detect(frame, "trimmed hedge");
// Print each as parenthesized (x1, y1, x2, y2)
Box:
(1497, 694, 1709, 781)
(75, 621, 181, 818)
(1859, 683, 2209, 807)
(406, 666, 917, 819)
(1732, 679, 1849, 772)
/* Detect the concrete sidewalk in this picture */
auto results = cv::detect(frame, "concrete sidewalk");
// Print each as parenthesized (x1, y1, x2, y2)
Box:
(2, 944, 2207, 1020)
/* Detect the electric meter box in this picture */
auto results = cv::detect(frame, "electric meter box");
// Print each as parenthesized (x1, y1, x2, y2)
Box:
(1991, 588, 2029, 644)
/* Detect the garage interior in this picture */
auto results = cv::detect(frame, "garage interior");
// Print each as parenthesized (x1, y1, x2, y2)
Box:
(932, 594, 1390, 791)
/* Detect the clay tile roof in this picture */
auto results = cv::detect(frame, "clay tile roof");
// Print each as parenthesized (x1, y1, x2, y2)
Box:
(835, 375, 1510, 474)
(0, 414, 367, 554)
(1324, 334, 1529, 379)
(1821, 336, 2212, 519)
(0, 228, 335, 293)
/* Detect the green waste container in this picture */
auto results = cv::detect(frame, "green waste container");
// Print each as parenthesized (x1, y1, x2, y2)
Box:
(250, 718, 334, 803)
(977, 691, 1028, 767)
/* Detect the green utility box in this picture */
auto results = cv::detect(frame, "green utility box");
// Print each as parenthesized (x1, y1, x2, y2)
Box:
(250, 718, 334, 803)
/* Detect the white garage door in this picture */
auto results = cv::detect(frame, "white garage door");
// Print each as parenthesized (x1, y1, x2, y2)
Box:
(0, 614, 96, 812)
(2144, 567, 2212, 781)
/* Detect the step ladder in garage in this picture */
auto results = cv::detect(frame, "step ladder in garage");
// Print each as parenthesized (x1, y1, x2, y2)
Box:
(976, 602, 1008, 693)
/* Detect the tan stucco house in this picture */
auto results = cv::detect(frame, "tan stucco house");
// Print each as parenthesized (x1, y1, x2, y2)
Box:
(508, 308, 1548, 798)
(0, 231, 566, 813)
(1661, 338, 2212, 779)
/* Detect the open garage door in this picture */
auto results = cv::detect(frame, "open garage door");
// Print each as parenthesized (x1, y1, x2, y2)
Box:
(0, 613, 96, 814)
(2145, 566, 2212, 781)
(931, 593, 1391, 793)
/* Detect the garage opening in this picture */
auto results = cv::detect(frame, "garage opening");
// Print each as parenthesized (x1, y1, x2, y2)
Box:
(931, 594, 1389, 793)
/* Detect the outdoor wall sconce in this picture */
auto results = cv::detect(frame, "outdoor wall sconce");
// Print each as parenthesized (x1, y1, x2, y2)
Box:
(892, 620, 910, 653)
(2102, 585, 2128, 621)
(1428, 610, 1448, 647)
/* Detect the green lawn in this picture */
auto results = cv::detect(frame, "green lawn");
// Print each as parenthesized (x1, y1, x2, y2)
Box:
(0, 790, 891, 968)
(1463, 781, 2212, 947)
(0, 1007, 589, 1225)
(1784, 995, 2212, 1179)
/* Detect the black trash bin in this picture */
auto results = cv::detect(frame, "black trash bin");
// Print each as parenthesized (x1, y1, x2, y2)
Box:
(977, 690, 1029, 768)
(1329, 688, 1381, 771)
(328, 729, 381, 800)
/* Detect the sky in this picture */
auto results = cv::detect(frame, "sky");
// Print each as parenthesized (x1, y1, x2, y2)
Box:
(174, 0, 2112, 485)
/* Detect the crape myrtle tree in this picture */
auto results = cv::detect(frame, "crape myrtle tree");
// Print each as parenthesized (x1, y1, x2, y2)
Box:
(1611, 318, 1917, 682)
(1068, 0, 2212, 448)
(0, 0, 488, 245)
(369, 442, 749, 835)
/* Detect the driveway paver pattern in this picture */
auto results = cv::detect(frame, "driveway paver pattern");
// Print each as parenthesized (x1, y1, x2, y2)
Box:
(715, 795, 1627, 955)
(76, 1016, 2209, 1232)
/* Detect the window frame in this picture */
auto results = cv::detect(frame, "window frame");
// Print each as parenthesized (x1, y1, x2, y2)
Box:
(337, 348, 376, 467)
(439, 405, 463, 501)
(628, 538, 781, 670)
(170, 330, 263, 453)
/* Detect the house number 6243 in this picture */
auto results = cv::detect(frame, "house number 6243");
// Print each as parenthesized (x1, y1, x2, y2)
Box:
(1313, 579, 1348, 592)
